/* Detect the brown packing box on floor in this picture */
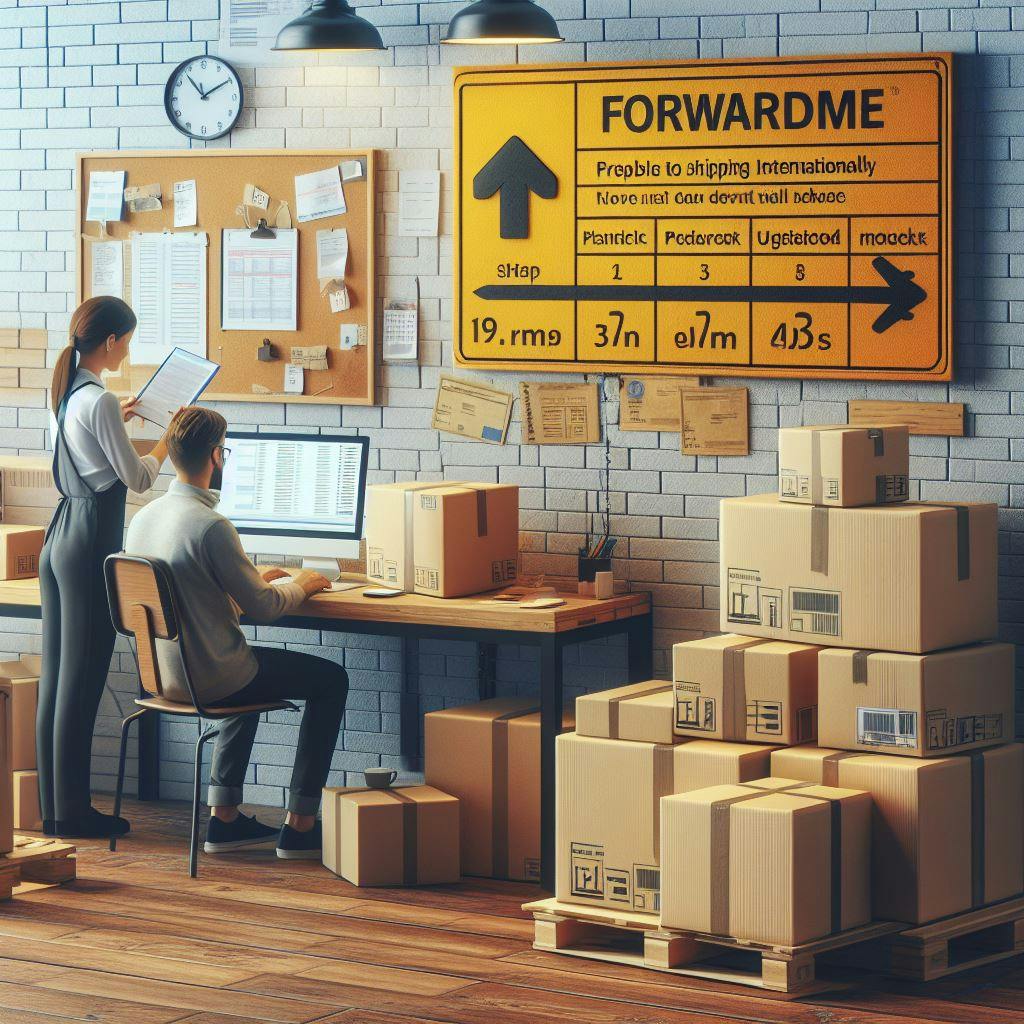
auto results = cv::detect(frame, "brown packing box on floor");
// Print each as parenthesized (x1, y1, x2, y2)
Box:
(321, 785, 459, 886)
(771, 744, 1024, 924)
(720, 494, 997, 653)
(672, 635, 819, 745)
(0, 680, 12, 854)
(364, 481, 519, 598)
(556, 732, 776, 914)
(779, 424, 910, 507)
(818, 642, 1014, 757)
(12, 769, 41, 832)
(0, 524, 43, 581)
(0, 658, 40, 771)
(661, 777, 871, 945)
(425, 698, 572, 881)
(575, 680, 677, 744)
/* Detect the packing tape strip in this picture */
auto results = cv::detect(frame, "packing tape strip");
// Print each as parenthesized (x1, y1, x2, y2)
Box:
(811, 506, 829, 574)
(401, 483, 439, 589)
(491, 705, 541, 877)
(821, 750, 858, 788)
(810, 428, 823, 506)
(851, 650, 871, 685)
(606, 681, 673, 739)
(868, 427, 884, 457)
(910, 502, 971, 581)
(970, 750, 986, 908)
(725, 648, 747, 741)
(652, 744, 677, 855)
(385, 789, 420, 886)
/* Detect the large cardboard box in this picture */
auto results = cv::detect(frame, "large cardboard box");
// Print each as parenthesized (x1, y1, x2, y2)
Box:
(0, 524, 43, 581)
(661, 777, 871, 945)
(720, 494, 997, 653)
(818, 642, 1014, 757)
(425, 698, 570, 881)
(365, 481, 519, 598)
(672, 635, 819, 745)
(12, 770, 41, 832)
(771, 744, 1024, 923)
(576, 681, 676, 744)
(779, 425, 909, 507)
(0, 680, 12, 854)
(556, 733, 775, 914)
(321, 785, 459, 886)
(0, 658, 39, 772)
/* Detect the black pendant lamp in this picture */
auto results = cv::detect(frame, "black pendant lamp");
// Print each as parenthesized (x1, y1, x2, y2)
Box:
(273, 0, 385, 51)
(443, 0, 563, 45)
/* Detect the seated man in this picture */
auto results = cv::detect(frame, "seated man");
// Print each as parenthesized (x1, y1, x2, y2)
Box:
(125, 406, 347, 859)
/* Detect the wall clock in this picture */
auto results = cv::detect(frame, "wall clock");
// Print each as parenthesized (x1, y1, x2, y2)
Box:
(164, 55, 244, 141)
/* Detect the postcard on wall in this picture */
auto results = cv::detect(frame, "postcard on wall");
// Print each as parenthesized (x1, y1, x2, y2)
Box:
(619, 375, 699, 431)
(520, 382, 600, 445)
(398, 169, 441, 237)
(295, 166, 346, 222)
(85, 170, 125, 224)
(432, 375, 513, 445)
(680, 387, 749, 456)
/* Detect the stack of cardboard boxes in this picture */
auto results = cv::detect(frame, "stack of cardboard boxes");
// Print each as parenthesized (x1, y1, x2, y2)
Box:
(0, 657, 41, 833)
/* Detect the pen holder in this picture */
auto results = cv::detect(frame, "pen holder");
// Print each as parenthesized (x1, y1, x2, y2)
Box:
(578, 554, 612, 597)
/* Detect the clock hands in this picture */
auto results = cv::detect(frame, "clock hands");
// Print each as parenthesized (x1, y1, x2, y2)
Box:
(202, 78, 232, 99)
(186, 74, 206, 98)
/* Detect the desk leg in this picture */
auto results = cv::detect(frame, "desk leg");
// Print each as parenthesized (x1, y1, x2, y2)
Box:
(399, 634, 421, 774)
(137, 708, 160, 801)
(539, 634, 564, 893)
(625, 612, 654, 683)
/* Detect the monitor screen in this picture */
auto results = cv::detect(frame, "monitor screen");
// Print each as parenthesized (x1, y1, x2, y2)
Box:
(218, 432, 369, 540)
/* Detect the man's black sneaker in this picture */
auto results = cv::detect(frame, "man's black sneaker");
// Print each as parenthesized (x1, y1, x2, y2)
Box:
(276, 820, 322, 860)
(203, 812, 278, 853)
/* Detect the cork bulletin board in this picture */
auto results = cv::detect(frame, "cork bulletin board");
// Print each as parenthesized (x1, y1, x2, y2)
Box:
(76, 149, 376, 405)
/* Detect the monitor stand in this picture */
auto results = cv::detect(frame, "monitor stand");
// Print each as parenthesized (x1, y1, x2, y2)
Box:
(302, 555, 343, 579)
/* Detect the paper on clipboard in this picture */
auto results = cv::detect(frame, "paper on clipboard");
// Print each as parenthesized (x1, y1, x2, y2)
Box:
(680, 387, 749, 456)
(520, 382, 600, 445)
(132, 347, 220, 429)
(431, 375, 513, 445)
(619, 375, 699, 431)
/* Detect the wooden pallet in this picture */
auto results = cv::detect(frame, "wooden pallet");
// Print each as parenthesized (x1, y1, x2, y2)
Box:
(829, 894, 1024, 982)
(523, 898, 902, 994)
(3, 836, 77, 888)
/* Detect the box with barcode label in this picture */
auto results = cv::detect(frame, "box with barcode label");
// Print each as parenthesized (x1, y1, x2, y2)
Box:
(720, 494, 997, 654)
(818, 642, 1014, 757)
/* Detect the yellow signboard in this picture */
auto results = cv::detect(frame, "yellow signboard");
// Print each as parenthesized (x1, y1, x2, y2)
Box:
(454, 55, 952, 381)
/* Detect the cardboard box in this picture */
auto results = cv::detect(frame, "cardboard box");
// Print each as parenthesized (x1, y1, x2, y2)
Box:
(672, 635, 819, 744)
(556, 733, 775, 914)
(0, 658, 39, 772)
(0, 524, 43, 581)
(425, 698, 571, 881)
(365, 481, 519, 598)
(0, 680, 12, 854)
(321, 785, 459, 886)
(818, 642, 1014, 757)
(12, 769, 41, 832)
(0, 455, 57, 519)
(721, 494, 997, 653)
(771, 744, 1024, 923)
(779, 425, 910, 507)
(576, 680, 677, 744)
(661, 777, 871, 945)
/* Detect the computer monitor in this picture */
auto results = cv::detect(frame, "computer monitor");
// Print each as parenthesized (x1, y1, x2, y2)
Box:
(218, 431, 370, 569)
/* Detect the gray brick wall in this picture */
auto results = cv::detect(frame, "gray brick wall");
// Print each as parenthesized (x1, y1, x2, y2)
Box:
(1, 0, 1022, 806)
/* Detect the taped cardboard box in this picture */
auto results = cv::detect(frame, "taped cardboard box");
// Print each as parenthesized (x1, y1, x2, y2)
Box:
(818, 642, 1014, 757)
(0, 524, 43, 581)
(321, 785, 459, 886)
(720, 494, 997, 654)
(576, 680, 677, 744)
(12, 769, 41, 832)
(672, 635, 819, 745)
(365, 481, 519, 598)
(0, 658, 39, 772)
(661, 777, 871, 945)
(771, 744, 1024, 924)
(0, 680, 12, 854)
(779, 424, 909, 507)
(556, 733, 776, 914)
(425, 698, 572, 881)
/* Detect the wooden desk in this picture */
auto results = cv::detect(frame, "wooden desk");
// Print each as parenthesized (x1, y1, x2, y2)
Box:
(0, 578, 652, 889)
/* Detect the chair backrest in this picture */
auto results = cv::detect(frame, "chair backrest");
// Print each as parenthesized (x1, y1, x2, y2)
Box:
(104, 554, 180, 699)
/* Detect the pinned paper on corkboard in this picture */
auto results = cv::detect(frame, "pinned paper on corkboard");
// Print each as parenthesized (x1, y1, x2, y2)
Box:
(290, 345, 328, 371)
(125, 183, 162, 213)
(680, 387, 749, 456)
(619, 375, 700, 432)
(520, 382, 600, 444)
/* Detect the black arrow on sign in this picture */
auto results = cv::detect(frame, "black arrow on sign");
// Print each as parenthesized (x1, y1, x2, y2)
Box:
(473, 136, 558, 241)
(474, 257, 927, 334)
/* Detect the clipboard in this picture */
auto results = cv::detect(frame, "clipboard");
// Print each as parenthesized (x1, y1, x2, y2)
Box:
(132, 347, 220, 429)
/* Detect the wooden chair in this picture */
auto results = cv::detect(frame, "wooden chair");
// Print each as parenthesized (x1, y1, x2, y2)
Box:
(104, 554, 296, 877)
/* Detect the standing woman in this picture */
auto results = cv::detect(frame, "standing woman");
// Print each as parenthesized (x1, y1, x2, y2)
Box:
(39, 296, 172, 838)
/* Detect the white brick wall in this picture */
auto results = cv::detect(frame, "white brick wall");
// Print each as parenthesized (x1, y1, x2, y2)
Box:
(1, 0, 1023, 804)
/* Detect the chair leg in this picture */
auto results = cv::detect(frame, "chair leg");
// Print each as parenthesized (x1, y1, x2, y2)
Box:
(189, 722, 220, 879)
(110, 709, 149, 853)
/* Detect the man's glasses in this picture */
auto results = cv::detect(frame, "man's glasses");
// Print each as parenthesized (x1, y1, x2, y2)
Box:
(214, 445, 232, 463)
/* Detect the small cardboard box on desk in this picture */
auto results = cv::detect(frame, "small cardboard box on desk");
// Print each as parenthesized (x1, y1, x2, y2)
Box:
(364, 481, 519, 598)
(0, 525, 43, 581)
(321, 785, 459, 886)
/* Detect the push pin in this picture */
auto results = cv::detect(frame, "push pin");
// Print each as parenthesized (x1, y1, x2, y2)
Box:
(257, 339, 276, 362)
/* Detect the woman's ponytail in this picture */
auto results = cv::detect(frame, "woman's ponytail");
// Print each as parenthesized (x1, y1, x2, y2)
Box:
(52, 296, 137, 412)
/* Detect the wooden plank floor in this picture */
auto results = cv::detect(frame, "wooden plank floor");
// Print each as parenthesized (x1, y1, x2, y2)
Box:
(1, 799, 1022, 1024)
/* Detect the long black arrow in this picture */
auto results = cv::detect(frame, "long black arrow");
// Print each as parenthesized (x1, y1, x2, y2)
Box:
(473, 136, 558, 240)
(474, 257, 927, 334)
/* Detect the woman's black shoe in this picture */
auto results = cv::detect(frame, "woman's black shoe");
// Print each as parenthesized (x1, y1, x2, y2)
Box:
(54, 809, 130, 839)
